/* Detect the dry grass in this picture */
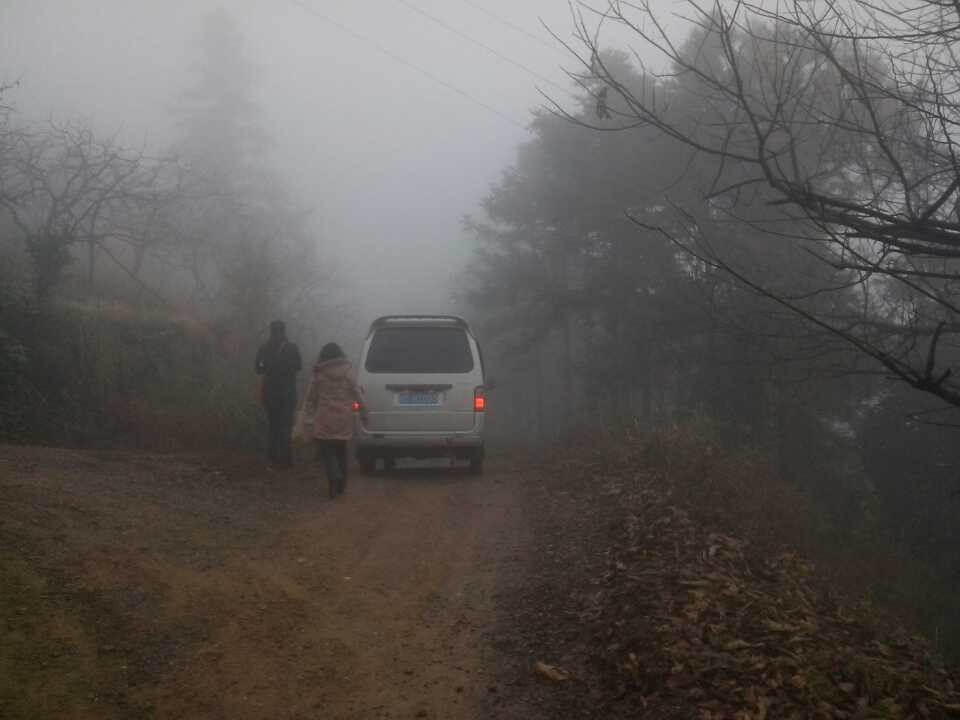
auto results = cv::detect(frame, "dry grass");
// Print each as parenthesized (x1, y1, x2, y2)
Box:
(560, 416, 960, 657)
(2, 301, 265, 450)
(533, 421, 960, 717)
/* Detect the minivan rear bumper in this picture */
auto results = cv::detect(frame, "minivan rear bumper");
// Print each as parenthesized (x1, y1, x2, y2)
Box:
(354, 422, 483, 460)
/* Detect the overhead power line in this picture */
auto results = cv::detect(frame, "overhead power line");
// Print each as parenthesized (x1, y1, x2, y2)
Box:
(455, 0, 567, 57)
(391, 0, 575, 99)
(286, 0, 527, 130)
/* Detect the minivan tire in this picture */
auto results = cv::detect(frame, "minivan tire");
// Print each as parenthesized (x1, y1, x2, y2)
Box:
(358, 454, 375, 475)
(468, 455, 484, 475)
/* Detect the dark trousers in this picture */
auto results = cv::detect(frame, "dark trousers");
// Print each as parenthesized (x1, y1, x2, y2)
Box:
(265, 394, 296, 467)
(316, 439, 348, 494)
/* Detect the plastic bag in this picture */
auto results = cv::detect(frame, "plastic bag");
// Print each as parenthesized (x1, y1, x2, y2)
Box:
(292, 380, 315, 446)
(291, 409, 312, 446)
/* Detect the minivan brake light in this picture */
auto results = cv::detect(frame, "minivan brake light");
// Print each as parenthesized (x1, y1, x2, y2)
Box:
(474, 387, 486, 413)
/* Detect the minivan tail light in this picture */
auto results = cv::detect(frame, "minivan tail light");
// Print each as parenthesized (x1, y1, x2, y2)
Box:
(352, 401, 361, 413)
(474, 387, 486, 412)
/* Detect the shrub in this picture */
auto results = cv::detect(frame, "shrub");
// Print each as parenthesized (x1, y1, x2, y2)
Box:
(0, 296, 265, 450)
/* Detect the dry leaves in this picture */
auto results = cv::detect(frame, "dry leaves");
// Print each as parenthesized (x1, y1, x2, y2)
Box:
(556, 451, 960, 719)
(534, 660, 571, 682)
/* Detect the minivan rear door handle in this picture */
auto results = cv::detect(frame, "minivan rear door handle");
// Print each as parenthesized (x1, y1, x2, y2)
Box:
(385, 384, 454, 392)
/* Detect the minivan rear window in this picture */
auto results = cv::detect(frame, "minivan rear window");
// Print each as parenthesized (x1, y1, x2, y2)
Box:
(365, 327, 474, 374)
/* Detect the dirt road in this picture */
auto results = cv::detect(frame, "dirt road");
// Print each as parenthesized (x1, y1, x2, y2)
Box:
(0, 447, 533, 720)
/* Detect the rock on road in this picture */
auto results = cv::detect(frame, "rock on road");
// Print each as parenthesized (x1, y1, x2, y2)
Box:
(0, 447, 534, 720)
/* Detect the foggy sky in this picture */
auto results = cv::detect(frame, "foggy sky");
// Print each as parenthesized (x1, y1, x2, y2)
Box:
(0, 0, 677, 341)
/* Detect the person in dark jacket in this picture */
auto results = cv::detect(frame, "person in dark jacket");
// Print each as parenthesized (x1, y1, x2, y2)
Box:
(255, 320, 302, 468)
(305, 342, 361, 498)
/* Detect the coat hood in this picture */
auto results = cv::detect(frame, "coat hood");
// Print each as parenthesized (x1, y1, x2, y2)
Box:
(314, 357, 352, 379)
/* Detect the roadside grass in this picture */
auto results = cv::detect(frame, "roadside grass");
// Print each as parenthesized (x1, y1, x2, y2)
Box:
(0, 552, 98, 719)
(499, 419, 960, 719)
(0, 448, 278, 720)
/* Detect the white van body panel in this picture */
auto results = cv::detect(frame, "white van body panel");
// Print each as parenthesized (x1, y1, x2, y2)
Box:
(354, 317, 486, 463)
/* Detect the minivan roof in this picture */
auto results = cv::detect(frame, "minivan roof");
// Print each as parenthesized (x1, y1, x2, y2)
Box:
(367, 315, 474, 336)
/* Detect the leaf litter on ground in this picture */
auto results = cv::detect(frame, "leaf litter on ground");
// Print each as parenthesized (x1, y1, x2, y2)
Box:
(534, 661, 571, 683)
(549, 447, 960, 720)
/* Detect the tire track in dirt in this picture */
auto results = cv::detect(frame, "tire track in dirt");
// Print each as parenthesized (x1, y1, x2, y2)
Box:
(274, 469, 523, 719)
(0, 448, 532, 720)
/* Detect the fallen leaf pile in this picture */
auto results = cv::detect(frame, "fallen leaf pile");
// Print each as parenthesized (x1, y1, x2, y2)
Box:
(557, 450, 960, 719)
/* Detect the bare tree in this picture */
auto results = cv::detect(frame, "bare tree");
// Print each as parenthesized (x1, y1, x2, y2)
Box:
(0, 119, 175, 300)
(557, 0, 960, 408)
(165, 7, 333, 339)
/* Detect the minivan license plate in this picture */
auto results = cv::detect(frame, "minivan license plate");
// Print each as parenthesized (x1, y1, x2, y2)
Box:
(398, 391, 440, 406)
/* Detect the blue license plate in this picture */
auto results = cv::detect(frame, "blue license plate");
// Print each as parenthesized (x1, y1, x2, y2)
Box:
(398, 391, 441, 406)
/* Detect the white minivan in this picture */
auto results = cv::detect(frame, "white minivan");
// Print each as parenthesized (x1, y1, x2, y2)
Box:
(354, 315, 487, 474)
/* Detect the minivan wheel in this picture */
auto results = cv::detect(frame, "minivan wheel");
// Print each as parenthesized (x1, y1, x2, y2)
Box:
(468, 455, 484, 475)
(382, 457, 396, 473)
(358, 455, 375, 474)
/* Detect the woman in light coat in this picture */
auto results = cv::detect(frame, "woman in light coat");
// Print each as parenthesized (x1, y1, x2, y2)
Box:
(305, 342, 362, 498)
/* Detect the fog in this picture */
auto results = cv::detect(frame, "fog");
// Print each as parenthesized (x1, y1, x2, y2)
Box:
(7, 2, 960, 714)
(0, 0, 660, 340)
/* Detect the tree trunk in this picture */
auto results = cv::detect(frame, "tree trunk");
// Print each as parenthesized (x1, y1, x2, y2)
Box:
(87, 237, 96, 294)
